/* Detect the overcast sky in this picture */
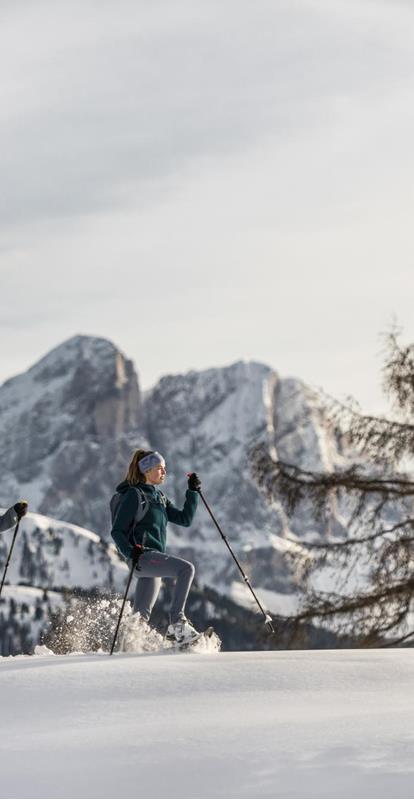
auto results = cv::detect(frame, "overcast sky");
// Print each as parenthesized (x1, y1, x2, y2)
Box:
(1, 0, 413, 413)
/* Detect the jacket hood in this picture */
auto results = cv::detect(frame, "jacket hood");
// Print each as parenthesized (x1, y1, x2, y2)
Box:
(115, 480, 132, 494)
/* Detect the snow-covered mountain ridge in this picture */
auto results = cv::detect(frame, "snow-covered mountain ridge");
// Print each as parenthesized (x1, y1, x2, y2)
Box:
(0, 509, 129, 656)
(0, 334, 347, 640)
(0, 509, 126, 591)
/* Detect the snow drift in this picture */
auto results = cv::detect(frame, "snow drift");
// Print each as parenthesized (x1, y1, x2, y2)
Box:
(1, 647, 413, 799)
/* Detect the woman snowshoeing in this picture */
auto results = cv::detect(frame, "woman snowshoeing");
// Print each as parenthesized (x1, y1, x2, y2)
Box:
(111, 449, 201, 644)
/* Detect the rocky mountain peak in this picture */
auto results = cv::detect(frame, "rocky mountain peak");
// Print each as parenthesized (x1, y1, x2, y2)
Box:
(26, 335, 119, 382)
(0, 335, 143, 533)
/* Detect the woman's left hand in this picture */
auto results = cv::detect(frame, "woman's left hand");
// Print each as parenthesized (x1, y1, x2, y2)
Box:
(188, 472, 201, 491)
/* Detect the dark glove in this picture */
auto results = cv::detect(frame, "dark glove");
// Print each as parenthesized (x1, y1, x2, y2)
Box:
(14, 501, 28, 520)
(187, 472, 201, 492)
(131, 544, 144, 564)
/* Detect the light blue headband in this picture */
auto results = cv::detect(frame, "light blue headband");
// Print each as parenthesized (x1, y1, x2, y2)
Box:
(139, 451, 165, 473)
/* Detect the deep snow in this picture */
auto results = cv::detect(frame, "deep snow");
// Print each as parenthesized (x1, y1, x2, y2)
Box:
(1, 648, 414, 799)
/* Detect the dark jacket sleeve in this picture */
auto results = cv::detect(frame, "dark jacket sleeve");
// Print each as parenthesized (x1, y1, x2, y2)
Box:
(111, 489, 138, 559)
(166, 490, 198, 527)
(0, 506, 18, 534)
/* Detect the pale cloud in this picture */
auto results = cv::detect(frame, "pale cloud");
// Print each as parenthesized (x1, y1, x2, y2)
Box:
(1, 0, 414, 413)
(2, 0, 412, 228)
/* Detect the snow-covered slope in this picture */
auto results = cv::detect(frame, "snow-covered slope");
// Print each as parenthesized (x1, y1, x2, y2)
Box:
(0, 510, 127, 591)
(1, 648, 413, 799)
(0, 510, 130, 655)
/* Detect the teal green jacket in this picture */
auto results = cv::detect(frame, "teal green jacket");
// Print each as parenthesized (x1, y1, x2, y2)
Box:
(111, 481, 199, 559)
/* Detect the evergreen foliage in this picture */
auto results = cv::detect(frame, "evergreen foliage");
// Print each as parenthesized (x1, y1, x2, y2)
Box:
(251, 330, 414, 647)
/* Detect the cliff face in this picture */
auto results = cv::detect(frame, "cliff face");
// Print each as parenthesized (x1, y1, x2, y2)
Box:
(0, 335, 145, 534)
(144, 361, 346, 604)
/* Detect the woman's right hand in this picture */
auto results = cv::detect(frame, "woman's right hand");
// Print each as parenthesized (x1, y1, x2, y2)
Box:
(131, 544, 144, 564)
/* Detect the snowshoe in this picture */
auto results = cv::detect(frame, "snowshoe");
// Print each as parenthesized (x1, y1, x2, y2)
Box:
(166, 617, 200, 646)
(166, 625, 221, 652)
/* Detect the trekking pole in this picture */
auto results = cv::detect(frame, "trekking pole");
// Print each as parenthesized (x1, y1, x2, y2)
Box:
(110, 559, 136, 656)
(0, 519, 21, 599)
(197, 487, 276, 635)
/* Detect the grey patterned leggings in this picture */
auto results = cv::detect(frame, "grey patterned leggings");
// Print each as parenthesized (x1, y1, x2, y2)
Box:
(133, 550, 195, 624)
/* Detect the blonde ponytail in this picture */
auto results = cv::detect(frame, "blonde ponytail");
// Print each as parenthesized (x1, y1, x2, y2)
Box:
(126, 449, 153, 485)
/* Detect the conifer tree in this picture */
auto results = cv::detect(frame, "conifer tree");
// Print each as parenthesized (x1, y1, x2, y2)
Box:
(251, 330, 414, 647)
